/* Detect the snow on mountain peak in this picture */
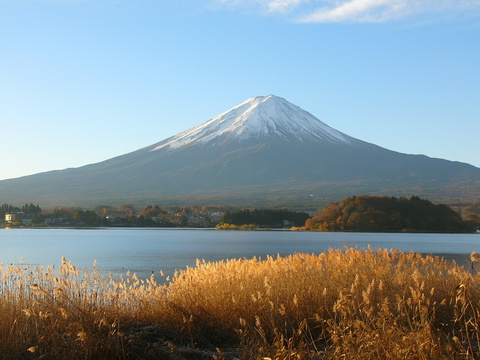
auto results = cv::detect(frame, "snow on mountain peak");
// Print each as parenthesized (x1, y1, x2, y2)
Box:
(151, 95, 357, 151)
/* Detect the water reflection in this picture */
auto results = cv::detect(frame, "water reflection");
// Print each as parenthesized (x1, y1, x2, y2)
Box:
(0, 228, 477, 278)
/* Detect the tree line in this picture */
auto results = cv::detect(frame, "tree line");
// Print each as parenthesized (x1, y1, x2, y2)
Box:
(305, 195, 474, 233)
(221, 208, 310, 228)
(0, 203, 42, 216)
(0, 203, 230, 227)
(1, 197, 478, 232)
(0, 203, 43, 224)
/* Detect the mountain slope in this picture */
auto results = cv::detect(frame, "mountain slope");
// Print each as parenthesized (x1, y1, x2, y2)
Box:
(150, 95, 358, 150)
(0, 95, 478, 207)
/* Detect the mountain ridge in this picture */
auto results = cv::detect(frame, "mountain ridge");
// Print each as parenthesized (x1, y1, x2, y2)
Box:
(150, 95, 360, 151)
(0, 95, 478, 208)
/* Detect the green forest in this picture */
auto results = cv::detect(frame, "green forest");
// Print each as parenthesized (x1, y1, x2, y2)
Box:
(221, 208, 310, 228)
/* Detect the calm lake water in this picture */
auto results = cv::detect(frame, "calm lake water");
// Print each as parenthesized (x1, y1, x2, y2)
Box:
(0, 228, 479, 279)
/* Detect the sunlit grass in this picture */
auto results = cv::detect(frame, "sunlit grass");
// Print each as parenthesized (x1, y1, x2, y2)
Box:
(216, 223, 259, 230)
(1, 247, 480, 359)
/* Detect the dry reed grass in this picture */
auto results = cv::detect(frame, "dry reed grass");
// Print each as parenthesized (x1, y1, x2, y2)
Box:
(1, 247, 480, 359)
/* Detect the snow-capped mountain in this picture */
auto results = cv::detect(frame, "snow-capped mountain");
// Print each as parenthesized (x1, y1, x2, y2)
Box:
(151, 95, 357, 151)
(0, 95, 478, 207)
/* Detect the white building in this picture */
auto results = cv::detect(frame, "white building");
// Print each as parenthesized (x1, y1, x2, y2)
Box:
(5, 213, 16, 223)
(5, 212, 24, 223)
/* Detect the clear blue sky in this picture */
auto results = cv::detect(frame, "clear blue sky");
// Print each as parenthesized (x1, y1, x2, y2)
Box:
(1, 0, 479, 181)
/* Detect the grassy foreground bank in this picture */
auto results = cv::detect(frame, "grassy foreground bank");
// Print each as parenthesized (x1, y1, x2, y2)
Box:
(1, 248, 480, 359)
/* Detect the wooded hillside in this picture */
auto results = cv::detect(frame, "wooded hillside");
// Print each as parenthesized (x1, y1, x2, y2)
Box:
(305, 195, 470, 233)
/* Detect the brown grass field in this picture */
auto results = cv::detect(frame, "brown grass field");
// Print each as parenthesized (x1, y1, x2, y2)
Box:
(1, 247, 480, 359)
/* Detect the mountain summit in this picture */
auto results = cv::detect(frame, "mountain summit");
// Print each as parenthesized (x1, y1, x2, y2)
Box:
(151, 95, 357, 151)
(0, 95, 478, 207)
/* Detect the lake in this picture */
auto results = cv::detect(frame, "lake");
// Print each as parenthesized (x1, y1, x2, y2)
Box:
(0, 228, 479, 279)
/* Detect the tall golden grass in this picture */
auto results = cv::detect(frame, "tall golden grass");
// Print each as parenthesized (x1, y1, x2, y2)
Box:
(1, 248, 480, 359)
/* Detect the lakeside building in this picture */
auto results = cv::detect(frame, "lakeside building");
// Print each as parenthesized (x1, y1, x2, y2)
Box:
(5, 213, 16, 223)
(5, 212, 24, 223)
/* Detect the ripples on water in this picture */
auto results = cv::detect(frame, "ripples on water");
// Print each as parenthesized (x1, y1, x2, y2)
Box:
(0, 228, 478, 278)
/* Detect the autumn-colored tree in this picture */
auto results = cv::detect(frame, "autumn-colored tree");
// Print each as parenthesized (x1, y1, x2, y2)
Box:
(94, 205, 115, 217)
(140, 205, 167, 218)
(305, 195, 470, 233)
(73, 210, 98, 225)
(117, 204, 135, 216)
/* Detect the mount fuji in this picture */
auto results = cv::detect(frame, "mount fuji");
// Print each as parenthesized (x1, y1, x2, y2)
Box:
(151, 95, 357, 149)
(0, 95, 479, 207)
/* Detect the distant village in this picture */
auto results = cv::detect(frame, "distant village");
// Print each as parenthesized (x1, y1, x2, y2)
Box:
(1, 203, 311, 229)
(1, 204, 227, 228)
